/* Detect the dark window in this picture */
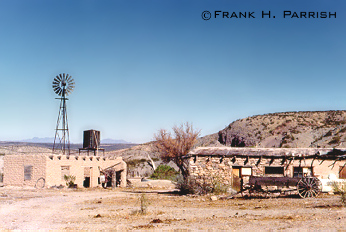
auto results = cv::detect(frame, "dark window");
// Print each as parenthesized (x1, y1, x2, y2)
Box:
(293, 167, 312, 178)
(265, 166, 284, 175)
(24, 165, 32, 180)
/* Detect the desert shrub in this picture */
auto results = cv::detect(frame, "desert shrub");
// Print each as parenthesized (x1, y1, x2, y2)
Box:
(64, 175, 76, 188)
(139, 193, 149, 214)
(0, 173, 3, 183)
(150, 165, 179, 181)
(333, 182, 346, 206)
(176, 175, 199, 195)
(210, 175, 229, 195)
(177, 175, 229, 195)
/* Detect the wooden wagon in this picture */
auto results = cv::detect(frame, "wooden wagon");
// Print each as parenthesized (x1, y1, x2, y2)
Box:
(241, 176, 322, 198)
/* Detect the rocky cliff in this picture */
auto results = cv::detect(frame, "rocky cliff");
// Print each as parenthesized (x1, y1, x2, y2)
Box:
(218, 110, 346, 148)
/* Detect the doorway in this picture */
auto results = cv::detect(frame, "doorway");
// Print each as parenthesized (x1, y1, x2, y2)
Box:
(83, 167, 92, 188)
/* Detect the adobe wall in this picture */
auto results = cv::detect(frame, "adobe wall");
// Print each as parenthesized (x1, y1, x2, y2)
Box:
(46, 155, 126, 188)
(4, 154, 127, 188)
(187, 156, 343, 186)
(4, 154, 47, 187)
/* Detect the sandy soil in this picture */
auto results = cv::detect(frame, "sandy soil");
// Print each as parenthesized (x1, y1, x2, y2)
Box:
(0, 186, 345, 231)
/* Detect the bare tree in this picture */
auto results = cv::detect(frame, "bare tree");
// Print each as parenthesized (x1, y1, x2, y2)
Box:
(154, 122, 200, 179)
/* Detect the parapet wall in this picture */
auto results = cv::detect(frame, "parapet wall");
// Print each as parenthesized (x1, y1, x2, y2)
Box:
(4, 154, 126, 188)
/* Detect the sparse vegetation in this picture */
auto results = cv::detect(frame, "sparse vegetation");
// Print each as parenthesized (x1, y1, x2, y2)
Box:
(154, 122, 200, 180)
(176, 174, 229, 195)
(219, 110, 346, 148)
(333, 182, 346, 206)
(64, 175, 76, 188)
(139, 193, 149, 214)
(150, 165, 179, 181)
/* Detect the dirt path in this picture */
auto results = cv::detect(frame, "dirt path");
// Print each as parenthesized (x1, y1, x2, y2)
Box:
(0, 188, 129, 230)
(0, 187, 345, 231)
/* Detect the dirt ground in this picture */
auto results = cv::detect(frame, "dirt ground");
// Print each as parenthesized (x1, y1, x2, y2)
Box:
(0, 186, 345, 231)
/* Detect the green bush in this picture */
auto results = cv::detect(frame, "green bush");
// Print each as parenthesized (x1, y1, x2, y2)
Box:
(150, 165, 179, 181)
(64, 175, 76, 188)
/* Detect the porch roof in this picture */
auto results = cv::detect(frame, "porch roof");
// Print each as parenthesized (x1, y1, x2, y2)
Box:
(187, 147, 346, 160)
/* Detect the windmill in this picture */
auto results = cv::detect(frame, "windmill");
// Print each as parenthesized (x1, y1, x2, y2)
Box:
(52, 73, 75, 155)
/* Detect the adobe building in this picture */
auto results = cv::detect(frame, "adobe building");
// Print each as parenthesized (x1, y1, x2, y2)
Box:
(186, 147, 346, 191)
(3, 153, 126, 188)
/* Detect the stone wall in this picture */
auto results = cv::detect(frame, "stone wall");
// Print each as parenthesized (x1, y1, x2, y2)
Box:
(188, 155, 343, 187)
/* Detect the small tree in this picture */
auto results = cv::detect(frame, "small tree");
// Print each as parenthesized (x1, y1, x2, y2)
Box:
(154, 122, 200, 180)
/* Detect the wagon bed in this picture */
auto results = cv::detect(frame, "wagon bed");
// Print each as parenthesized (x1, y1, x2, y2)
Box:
(242, 176, 322, 198)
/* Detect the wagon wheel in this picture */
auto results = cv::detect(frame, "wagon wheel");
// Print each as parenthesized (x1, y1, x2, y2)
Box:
(297, 177, 321, 198)
(241, 189, 250, 198)
(35, 177, 45, 189)
(261, 186, 269, 198)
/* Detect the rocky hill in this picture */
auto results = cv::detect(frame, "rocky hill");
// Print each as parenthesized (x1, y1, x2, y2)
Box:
(218, 110, 346, 148)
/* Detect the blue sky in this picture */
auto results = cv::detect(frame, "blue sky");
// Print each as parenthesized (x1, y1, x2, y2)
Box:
(0, 0, 345, 143)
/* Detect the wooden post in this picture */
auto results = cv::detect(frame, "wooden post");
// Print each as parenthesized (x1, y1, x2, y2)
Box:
(112, 170, 116, 188)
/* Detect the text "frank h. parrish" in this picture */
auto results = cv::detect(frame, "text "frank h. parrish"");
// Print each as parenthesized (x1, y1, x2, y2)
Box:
(213, 11, 336, 19)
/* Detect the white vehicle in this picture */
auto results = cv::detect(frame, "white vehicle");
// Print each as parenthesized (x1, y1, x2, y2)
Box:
(319, 174, 346, 193)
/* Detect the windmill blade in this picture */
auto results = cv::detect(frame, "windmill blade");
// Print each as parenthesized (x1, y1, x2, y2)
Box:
(54, 88, 61, 95)
(53, 73, 74, 96)
(53, 77, 60, 83)
(53, 86, 61, 92)
(67, 76, 72, 83)
(67, 78, 74, 84)
(66, 88, 74, 94)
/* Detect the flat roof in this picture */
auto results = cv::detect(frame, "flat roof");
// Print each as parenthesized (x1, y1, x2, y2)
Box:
(187, 147, 346, 160)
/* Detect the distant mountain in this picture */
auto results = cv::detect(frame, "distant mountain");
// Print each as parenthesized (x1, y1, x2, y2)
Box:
(101, 138, 131, 144)
(20, 137, 55, 143)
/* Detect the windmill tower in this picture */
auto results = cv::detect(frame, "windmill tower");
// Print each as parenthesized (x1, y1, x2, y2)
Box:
(52, 73, 75, 155)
